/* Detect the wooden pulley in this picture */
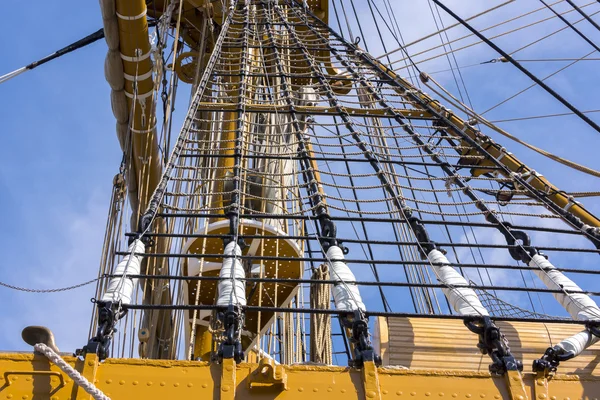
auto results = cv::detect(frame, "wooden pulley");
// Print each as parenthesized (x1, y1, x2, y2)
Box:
(174, 51, 199, 84)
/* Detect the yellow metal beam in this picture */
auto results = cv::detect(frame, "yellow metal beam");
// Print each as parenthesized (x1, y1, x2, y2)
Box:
(74, 353, 99, 400)
(194, 102, 433, 118)
(0, 352, 598, 399)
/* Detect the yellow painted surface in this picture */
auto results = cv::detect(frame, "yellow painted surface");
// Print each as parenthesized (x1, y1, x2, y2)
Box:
(193, 102, 433, 118)
(0, 352, 598, 399)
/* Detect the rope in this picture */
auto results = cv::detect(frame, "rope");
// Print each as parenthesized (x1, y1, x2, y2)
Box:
(424, 74, 600, 178)
(375, 0, 515, 59)
(34, 343, 110, 400)
(310, 264, 332, 364)
(433, 0, 600, 135)
(480, 50, 596, 116)
(489, 109, 600, 123)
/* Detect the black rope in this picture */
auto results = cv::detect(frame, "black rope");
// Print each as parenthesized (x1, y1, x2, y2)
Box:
(565, 0, 600, 32)
(539, 0, 600, 52)
(107, 274, 600, 297)
(118, 302, 596, 326)
(432, 0, 600, 135)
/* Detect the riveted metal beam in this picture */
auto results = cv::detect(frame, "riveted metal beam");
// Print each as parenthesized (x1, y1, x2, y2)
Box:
(505, 369, 529, 400)
(533, 372, 550, 400)
(1, 353, 599, 399)
(221, 358, 237, 400)
(75, 353, 100, 400)
(362, 361, 382, 400)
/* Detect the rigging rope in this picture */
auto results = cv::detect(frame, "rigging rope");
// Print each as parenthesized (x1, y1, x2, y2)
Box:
(389, 1, 596, 70)
(422, 73, 600, 178)
(376, 0, 515, 60)
(0, 28, 105, 85)
(539, 0, 600, 54)
(432, 0, 600, 136)
(310, 264, 333, 364)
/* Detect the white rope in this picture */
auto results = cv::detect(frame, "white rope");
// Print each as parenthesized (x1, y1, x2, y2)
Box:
(0, 66, 27, 84)
(33, 343, 110, 400)
(427, 249, 489, 316)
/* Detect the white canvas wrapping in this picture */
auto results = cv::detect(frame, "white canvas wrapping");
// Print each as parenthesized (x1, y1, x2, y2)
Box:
(216, 242, 246, 307)
(101, 239, 145, 304)
(557, 329, 600, 356)
(529, 254, 600, 320)
(327, 246, 366, 311)
(98, 0, 116, 20)
(111, 90, 129, 123)
(427, 249, 488, 316)
(529, 254, 600, 357)
(105, 50, 125, 91)
(102, 17, 120, 50)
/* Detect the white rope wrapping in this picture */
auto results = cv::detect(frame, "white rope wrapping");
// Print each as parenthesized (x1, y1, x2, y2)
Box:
(327, 245, 366, 312)
(558, 330, 599, 356)
(427, 249, 489, 316)
(529, 254, 600, 355)
(0, 66, 27, 84)
(529, 254, 600, 320)
(101, 239, 144, 304)
(34, 343, 110, 400)
(216, 241, 246, 306)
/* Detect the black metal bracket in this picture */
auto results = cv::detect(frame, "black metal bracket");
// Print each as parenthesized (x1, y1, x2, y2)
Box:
(407, 216, 437, 258)
(223, 208, 247, 249)
(499, 222, 537, 263)
(318, 213, 344, 252)
(532, 344, 575, 374)
(77, 300, 125, 361)
(587, 321, 600, 338)
(342, 310, 382, 368)
(216, 304, 245, 363)
(465, 316, 523, 375)
(533, 322, 600, 374)
(128, 231, 153, 247)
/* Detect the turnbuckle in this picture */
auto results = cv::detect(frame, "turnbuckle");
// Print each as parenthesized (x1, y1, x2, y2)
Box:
(343, 310, 381, 368)
(465, 316, 522, 375)
(217, 304, 245, 363)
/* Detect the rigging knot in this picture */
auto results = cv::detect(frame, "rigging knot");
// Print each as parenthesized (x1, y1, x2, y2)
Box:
(534, 321, 600, 375)
(444, 176, 457, 197)
(318, 214, 339, 251)
(465, 316, 522, 375)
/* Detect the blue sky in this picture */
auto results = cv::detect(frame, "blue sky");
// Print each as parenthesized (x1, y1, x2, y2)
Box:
(0, 0, 599, 356)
